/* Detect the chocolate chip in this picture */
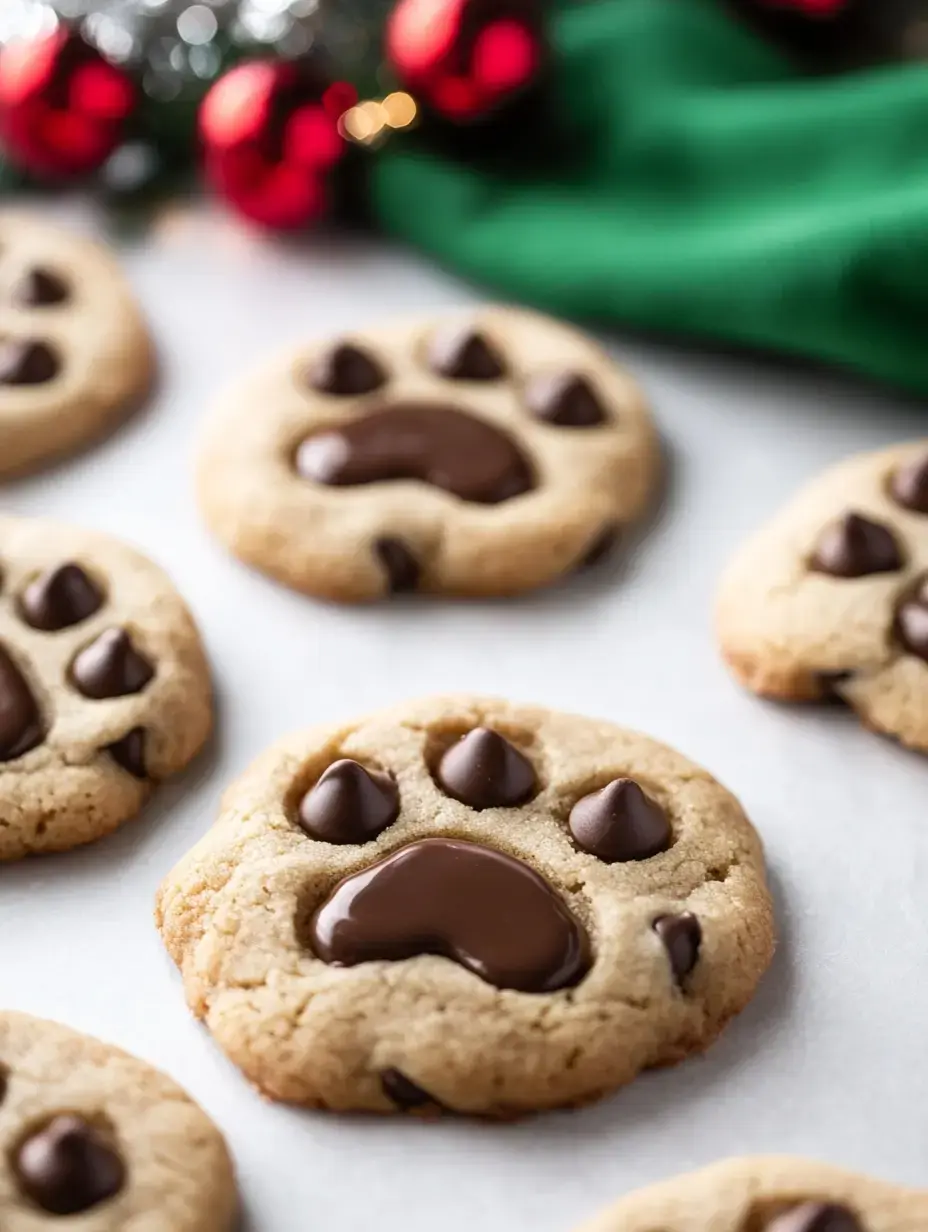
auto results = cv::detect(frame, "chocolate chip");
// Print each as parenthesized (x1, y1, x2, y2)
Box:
(810, 512, 903, 578)
(525, 372, 607, 427)
(14, 1114, 125, 1216)
(12, 267, 70, 307)
(436, 728, 536, 810)
(766, 1203, 863, 1232)
(70, 628, 154, 699)
(889, 453, 928, 514)
(653, 912, 702, 985)
(380, 1068, 436, 1110)
(298, 759, 399, 844)
(296, 403, 535, 505)
(0, 339, 60, 386)
(895, 577, 928, 661)
(579, 524, 620, 570)
(569, 779, 671, 863)
(19, 563, 104, 631)
(0, 644, 44, 761)
(106, 727, 147, 779)
(426, 326, 506, 381)
(310, 837, 591, 993)
(375, 537, 420, 594)
(307, 342, 386, 395)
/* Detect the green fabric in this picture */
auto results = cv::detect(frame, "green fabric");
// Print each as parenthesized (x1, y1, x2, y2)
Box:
(372, 0, 928, 395)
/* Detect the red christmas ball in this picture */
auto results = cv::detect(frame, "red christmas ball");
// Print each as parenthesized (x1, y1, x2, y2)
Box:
(385, 0, 543, 122)
(0, 27, 136, 179)
(199, 60, 353, 231)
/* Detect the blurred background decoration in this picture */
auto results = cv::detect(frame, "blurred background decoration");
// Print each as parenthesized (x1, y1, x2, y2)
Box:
(6, 0, 928, 399)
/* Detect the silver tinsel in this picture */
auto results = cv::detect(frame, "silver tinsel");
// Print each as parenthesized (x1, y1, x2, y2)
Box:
(0, 0, 392, 100)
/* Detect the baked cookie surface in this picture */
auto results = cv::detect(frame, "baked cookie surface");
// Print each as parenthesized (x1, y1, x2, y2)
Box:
(0, 214, 154, 477)
(0, 515, 212, 860)
(157, 695, 774, 1117)
(716, 442, 928, 752)
(0, 1011, 237, 1231)
(197, 307, 659, 601)
(572, 1156, 927, 1232)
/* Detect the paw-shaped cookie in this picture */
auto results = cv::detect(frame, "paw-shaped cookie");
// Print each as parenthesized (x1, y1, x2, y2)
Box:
(0, 515, 212, 860)
(197, 307, 658, 601)
(0, 1012, 236, 1229)
(572, 1157, 928, 1232)
(716, 442, 928, 752)
(156, 696, 773, 1117)
(0, 214, 153, 477)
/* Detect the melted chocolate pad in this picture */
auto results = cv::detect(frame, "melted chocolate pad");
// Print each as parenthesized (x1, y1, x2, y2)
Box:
(296, 404, 535, 504)
(766, 1203, 863, 1232)
(309, 838, 590, 993)
(20, 563, 103, 632)
(0, 644, 44, 761)
(14, 1114, 125, 1216)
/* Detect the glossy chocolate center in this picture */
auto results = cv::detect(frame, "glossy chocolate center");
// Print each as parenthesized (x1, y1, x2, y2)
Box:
(309, 838, 590, 993)
(295, 404, 535, 504)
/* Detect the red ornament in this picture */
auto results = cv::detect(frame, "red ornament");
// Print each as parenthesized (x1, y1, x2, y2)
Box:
(199, 60, 353, 230)
(0, 27, 136, 179)
(386, 0, 543, 122)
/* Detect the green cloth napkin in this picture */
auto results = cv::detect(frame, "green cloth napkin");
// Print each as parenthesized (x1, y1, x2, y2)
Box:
(372, 0, 928, 395)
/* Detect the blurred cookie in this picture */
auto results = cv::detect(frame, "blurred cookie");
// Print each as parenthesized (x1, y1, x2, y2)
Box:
(0, 1011, 236, 1230)
(0, 214, 154, 476)
(197, 307, 658, 600)
(717, 441, 928, 752)
(157, 695, 774, 1117)
(572, 1156, 927, 1232)
(0, 514, 212, 859)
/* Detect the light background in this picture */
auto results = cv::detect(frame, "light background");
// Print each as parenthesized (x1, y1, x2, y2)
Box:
(3, 201, 927, 1229)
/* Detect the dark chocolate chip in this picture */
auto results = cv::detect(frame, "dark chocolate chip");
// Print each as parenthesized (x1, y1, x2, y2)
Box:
(70, 628, 154, 699)
(307, 342, 386, 396)
(19, 563, 104, 632)
(0, 339, 60, 386)
(375, 537, 420, 594)
(569, 779, 671, 863)
(296, 403, 535, 505)
(436, 728, 536, 810)
(14, 1114, 125, 1216)
(525, 372, 607, 427)
(889, 453, 928, 514)
(12, 267, 70, 307)
(310, 837, 591, 993)
(426, 326, 506, 381)
(298, 759, 399, 844)
(895, 577, 928, 661)
(579, 524, 620, 570)
(380, 1068, 436, 1110)
(810, 512, 903, 578)
(0, 644, 44, 761)
(766, 1203, 863, 1232)
(653, 912, 702, 985)
(106, 727, 147, 779)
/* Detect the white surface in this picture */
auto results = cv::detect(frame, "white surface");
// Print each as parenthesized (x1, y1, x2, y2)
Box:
(3, 200, 928, 1231)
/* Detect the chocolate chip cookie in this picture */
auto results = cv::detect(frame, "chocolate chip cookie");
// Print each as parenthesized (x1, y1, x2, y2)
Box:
(196, 307, 658, 600)
(156, 696, 774, 1117)
(716, 442, 928, 752)
(0, 214, 154, 477)
(0, 514, 212, 859)
(0, 1011, 237, 1229)
(572, 1156, 927, 1232)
